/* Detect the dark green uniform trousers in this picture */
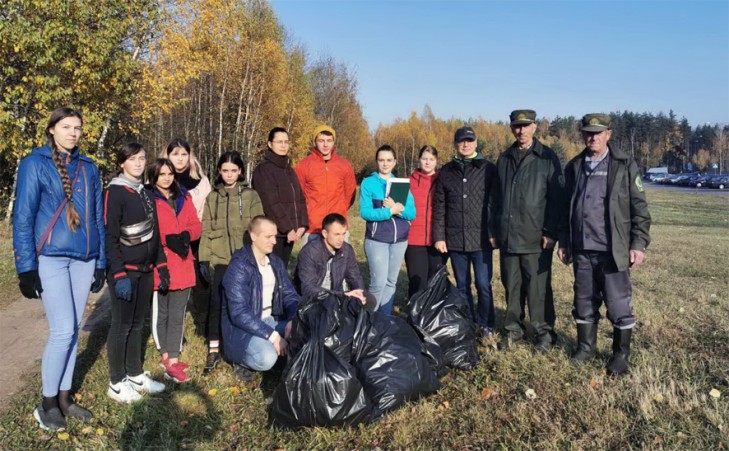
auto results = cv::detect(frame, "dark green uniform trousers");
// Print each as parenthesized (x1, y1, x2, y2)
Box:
(501, 250, 556, 339)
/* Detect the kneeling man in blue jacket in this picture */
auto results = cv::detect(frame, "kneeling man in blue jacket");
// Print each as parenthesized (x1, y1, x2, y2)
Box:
(222, 215, 299, 381)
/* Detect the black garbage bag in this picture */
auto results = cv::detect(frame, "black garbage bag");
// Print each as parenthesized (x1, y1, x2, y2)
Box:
(270, 295, 372, 428)
(352, 309, 441, 419)
(407, 266, 480, 370)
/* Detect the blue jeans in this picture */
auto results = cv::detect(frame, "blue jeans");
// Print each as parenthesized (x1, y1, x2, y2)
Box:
(242, 317, 287, 371)
(364, 238, 408, 314)
(37, 256, 96, 397)
(450, 250, 494, 329)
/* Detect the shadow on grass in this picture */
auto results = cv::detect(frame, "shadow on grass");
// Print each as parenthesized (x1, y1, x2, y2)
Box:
(119, 380, 220, 450)
(73, 288, 112, 393)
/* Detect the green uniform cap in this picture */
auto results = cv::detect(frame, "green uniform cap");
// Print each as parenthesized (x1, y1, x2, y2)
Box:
(581, 113, 612, 132)
(509, 109, 537, 125)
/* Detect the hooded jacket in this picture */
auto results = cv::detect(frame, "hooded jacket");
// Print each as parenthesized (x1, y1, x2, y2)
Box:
(13, 144, 106, 273)
(295, 148, 356, 233)
(359, 172, 416, 244)
(199, 182, 264, 266)
(152, 188, 202, 290)
(104, 175, 166, 281)
(560, 145, 651, 272)
(221, 245, 299, 363)
(251, 149, 309, 236)
(408, 169, 438, 246)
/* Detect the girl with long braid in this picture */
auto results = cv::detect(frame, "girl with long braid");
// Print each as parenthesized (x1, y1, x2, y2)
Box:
(13, 107, 106, 431)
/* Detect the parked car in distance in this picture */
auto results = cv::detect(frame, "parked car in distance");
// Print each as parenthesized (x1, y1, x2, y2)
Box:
(707, 175, 729, 189)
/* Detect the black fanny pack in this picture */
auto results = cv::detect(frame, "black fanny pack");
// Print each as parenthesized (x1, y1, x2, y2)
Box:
(120, 188, 155, 247)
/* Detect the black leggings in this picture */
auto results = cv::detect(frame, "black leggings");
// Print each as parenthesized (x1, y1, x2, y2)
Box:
(208, 264, 229, 344)
(107, 271, 154, 384)
(404, 245, 449, 298)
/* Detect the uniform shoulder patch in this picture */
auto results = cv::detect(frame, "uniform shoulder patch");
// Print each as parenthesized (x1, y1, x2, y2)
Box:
(635, 175, 644, 192)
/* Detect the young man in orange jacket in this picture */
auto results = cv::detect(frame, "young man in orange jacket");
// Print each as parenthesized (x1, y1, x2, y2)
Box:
(295, 125, 357, 240)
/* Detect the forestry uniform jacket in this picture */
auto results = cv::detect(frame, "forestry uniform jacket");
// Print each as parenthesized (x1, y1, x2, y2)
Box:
(104, 177, 166, 281)
(560, 146, 651, 272)
(152, 189, 202, 291)
(293, 238, 364, 300)
(251, 149, 309, 236)
(295, 148, 356, 233)
(199, 182, 263, 267)
(488, 139, 565, 254)
(221, 245, 299, 364)
(432, 153, 497, 253)
(408, 169, 438, 247)
(13, 144, 106, 273)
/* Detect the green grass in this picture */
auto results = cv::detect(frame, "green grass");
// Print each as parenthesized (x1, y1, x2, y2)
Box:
(0, 189, 728, 449)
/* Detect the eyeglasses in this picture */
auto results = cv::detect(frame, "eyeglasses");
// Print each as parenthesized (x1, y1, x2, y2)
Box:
(271, 140, 289, 145)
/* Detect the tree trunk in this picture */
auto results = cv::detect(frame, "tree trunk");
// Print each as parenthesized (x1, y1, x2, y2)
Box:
(4, 155, 22, 224)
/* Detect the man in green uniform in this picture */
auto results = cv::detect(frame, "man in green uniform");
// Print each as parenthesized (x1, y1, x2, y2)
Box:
(489, 110, 565, 352)
(558, 113, 651, 376)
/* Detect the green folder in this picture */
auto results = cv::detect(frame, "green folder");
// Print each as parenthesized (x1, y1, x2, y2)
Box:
(386, 178, 411, 205)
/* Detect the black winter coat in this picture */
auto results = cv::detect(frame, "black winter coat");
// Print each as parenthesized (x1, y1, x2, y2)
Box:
(432, 155, 497, 252)
(251, 149, 309, 236)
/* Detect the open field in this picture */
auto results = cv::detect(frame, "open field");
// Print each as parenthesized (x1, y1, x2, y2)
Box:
(0, 189, 727, 449)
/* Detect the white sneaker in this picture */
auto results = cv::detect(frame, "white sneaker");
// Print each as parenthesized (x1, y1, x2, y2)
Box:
(108, 379, 143, 403)
(127, 371, 166, 394)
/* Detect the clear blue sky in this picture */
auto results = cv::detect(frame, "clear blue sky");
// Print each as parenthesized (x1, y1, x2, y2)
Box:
(270, 0, 729, 129)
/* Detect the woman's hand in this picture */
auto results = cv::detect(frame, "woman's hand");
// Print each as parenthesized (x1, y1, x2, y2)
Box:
(382, 197, 395, 209)
(390, 202, 405, 216)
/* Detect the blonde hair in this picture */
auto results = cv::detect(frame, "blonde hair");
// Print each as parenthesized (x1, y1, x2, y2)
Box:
(162, 138, 203, 180)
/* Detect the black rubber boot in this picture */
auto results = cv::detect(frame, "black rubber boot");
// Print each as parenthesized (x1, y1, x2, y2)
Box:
(606, 328, 632, 376)
(570, 323, 598, 362)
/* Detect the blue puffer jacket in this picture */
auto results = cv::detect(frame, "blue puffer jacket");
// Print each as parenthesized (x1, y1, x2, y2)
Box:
(13, 144, 106, 273)
(359, 172, 416, 243)
(221, 245, 299, 364)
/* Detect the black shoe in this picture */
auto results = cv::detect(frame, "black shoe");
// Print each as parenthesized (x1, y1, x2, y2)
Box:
(33, 405, 67, 431)
(606, 328, 632, 376)
(534, 333, 556, 354)
(571, 323, 598, 362)
(204, 351, 221, 374)
(63, 403, 93, 422)
(233, 364, 255, 382)
(499, 330, 526, 350)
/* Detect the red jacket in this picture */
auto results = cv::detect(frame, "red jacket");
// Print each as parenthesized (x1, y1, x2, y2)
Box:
(408, 169, 438, 246)
(153, 191, 202, 291)
(295, 148, 356, 233)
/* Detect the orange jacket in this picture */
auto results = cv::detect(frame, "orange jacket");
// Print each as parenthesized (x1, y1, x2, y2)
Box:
(295, 148, 356, 233)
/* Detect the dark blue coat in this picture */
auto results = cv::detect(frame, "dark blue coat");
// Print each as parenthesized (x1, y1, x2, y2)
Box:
(13, 144, 106, 273)
(221, 245, 299, 364)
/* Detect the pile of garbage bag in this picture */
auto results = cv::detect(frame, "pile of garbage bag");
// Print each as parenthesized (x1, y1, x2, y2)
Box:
(406, 266, 480, 371)
(270, 270, 479, 428)
(270, 293, 440, 428)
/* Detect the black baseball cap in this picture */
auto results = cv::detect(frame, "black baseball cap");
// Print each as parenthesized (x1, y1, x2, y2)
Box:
(454, 126, 477, 142)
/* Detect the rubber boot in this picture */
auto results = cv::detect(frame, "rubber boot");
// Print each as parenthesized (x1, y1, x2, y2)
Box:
(606, 328, 632, 376)
(570, 323, 597, 362)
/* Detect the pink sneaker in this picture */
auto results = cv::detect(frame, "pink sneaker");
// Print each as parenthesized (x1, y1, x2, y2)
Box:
(164, 363, 189, 383)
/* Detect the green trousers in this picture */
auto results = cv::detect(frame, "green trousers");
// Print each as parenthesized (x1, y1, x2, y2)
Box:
(500, 250, 556, 339)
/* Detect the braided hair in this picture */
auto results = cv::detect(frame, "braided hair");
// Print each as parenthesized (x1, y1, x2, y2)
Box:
(46, 107, 83, 232)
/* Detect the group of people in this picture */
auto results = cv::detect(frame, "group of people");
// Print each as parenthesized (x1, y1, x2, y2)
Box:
(13, 106, 650, 432)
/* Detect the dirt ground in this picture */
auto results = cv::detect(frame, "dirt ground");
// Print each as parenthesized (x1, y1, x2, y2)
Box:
(0, 289, 109, 412)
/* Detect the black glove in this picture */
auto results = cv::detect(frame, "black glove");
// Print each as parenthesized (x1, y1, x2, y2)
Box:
(114, 277, 133, 302)
(165, 233, 190, 257)
(199, 261, 210, 284)
(90, 268, 106, 293)
(180, 230, 191, 246)
(158, 266, 170, 293)
(18, 270, 43, 299)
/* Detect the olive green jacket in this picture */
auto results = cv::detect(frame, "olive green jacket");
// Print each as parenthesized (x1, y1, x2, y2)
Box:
(488, 139, 565, 254)
(560, 146, 651, 271)
(199, 182, 264, 266)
